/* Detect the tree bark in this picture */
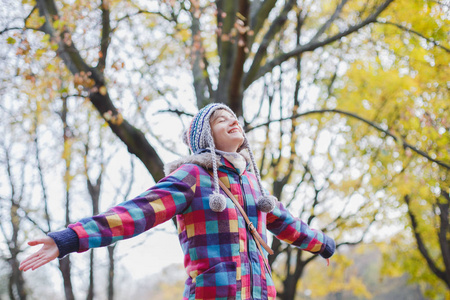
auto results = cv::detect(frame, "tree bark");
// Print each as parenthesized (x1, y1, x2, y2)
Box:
(405, 195, 448, 285)
(8, 256, 27, 300)
(86, 173, 101, 300)
(59, 258, 75, 300)
(58, 97, 76, 300)
(107, 245, 116, 300)
(86, 250, 94, 300)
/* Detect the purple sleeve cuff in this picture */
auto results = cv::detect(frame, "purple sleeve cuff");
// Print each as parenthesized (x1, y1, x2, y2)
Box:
(48, 228, 80, 259)
(320, 234, 336, 259)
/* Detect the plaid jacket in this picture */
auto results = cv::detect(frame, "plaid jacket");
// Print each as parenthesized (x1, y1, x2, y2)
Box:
(59, 153, 331, 300)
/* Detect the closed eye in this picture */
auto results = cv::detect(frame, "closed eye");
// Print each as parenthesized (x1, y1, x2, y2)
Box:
(215, 116, 229, 123)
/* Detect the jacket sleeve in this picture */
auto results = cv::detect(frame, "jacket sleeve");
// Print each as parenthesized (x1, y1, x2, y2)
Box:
(266, 201, 335, 258)
(50, 164, 199, 257)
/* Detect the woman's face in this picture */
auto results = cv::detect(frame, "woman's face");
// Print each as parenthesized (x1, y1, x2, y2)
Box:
(210, 109, 244, 152)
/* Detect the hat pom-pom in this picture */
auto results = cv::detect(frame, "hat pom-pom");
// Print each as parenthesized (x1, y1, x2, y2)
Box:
(257, 195, 277, 213)
(209, 193, 227, 212)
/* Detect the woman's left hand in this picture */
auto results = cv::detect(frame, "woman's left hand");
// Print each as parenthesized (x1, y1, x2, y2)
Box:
(19, 237, 59, 272)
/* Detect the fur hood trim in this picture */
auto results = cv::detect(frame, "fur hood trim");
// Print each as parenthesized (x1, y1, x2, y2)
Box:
(164, 151, 251, 177)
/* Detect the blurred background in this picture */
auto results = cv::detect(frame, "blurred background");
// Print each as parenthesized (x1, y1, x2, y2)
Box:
(0, 0, 449, 299)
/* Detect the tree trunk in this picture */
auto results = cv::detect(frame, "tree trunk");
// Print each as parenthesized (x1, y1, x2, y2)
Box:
(107, 245, 116, 300)
(86, 250, 94, 300)
(59, 97, 75, 300)
(8, 257, 27, 300)
(86, 175, 101, 300)
(58, 258, 75, 300)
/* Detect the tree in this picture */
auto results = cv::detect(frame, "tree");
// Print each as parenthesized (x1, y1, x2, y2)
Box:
(0, 109, 30, 300)
(333, 0, 450, 296)
(1, 0, 449, 298)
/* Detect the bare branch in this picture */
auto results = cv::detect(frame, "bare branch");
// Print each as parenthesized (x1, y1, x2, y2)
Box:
(309, 0, 350, 43)
(337, 214, 377, 247)
(33, 113, 51, 232)
(157, 108, 194, 118)
(248, 0, 277, 47)
(113, 10, 174, 29)
(246, 108, 450, 170)
(190, 7, 212, 107)
(244, 0, 296, 88)
(216, 0, 238, 105)
(228, 0, 251, 115)
(0, 5, 37, 34)
(35, 0, 166, 181)
(97, 0, 112, 72)
(245, 0, 395, 88)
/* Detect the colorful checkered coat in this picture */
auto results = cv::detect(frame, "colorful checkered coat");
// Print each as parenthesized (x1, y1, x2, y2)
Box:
(65, 152, 331, 300)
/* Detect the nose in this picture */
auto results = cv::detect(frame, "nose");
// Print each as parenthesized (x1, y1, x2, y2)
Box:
(229, 118, 239, 126)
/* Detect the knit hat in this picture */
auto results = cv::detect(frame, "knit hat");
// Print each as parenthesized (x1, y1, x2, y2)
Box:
(184, 103, 277, 213)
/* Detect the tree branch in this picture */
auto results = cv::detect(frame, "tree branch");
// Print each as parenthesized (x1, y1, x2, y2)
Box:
(244, 0, 395, 88)
(437, 191, 450, 286)
(309, 0, 349, 43)
(244, 0, 296, 89)
(376, 20, 450, 54)
(405, 195, 447, 282)
(97, 0, 111, 72)
(248, 0, 277, 47)
(190, 5, 211, 107)
(33, 112, 51, 232)
(0, 5, 37, 34)
(35, 0, 165, 181)
(246, 108, 450, 170)
(216, 0, 238, 105)
(228, 0, 251, 116)
(113, 9, 174, 29)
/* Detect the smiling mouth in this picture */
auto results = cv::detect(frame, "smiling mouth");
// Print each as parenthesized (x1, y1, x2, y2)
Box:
(228, 128, 240, 134)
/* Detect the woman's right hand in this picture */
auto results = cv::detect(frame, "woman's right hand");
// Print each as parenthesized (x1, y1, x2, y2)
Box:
(19, 236, 59, 272)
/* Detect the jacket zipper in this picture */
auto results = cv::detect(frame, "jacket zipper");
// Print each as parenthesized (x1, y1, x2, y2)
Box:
(239, 174, 254, 299)
(221, 164, 256, 299)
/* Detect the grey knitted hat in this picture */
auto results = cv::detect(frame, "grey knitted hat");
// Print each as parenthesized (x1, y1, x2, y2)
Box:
(185, 103, 276, 213)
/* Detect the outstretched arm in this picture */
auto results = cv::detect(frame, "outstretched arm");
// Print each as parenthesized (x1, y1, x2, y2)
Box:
(20, 164, 199, 271)
(266, 201, 335, 259)
(19, 237, 59, 272)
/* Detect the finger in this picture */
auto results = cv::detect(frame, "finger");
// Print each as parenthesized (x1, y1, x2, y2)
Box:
(28, 239, 47, 246)
(19, 252, 42, 270)
(20, 255, 42, 271)
(20, 260, 37, 272)
(31, 256, 53, 271)
(22, 256, 47, 272)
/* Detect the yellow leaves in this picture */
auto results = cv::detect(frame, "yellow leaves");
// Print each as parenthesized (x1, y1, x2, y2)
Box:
(177, 28, 190, 43)
(6, 37, 16, 44)
(347, 277, 373, 299)
(300, 252, 373, 299)
(335, 177, 360, 194)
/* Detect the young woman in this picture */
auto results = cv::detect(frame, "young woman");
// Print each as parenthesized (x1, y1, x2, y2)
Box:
(20, 103, 335, 300)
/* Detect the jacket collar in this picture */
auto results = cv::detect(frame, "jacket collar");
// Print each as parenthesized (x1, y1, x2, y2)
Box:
(164, 150, 251, 177)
